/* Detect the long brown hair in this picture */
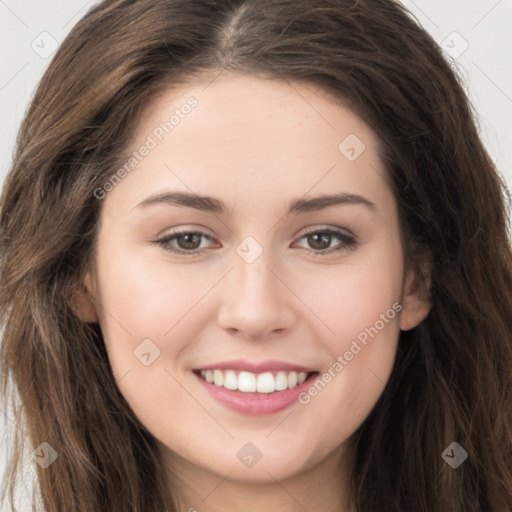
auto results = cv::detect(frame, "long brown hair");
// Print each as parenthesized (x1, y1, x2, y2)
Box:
(1, 0, 511, 510)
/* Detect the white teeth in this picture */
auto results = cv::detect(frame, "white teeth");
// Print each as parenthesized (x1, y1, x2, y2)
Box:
(238, 371, 257, 392)
(213, 369, 224, 387)
(256, 372, 275, 393)
(199, 369, 311, 393)
(275, 371, 288, 391)
(223, 370, 238, 390)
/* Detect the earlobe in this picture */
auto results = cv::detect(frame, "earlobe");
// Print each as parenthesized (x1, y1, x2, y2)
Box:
(399, 262, 432, 331)
(72, 272, 99, 323)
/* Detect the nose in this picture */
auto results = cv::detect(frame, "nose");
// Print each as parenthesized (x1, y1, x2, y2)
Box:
(216, 250, 296, 340)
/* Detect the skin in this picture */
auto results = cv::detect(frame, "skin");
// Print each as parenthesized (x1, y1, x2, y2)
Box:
(77, 73, 431, 512)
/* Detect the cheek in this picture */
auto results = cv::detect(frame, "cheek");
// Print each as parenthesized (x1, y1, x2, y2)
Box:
(295, 246, 404, 350)
(291, 248, 403, 429)
(95, 242, 214, 337)
(91, 245, 213, 429)
(92, 241, 223, 393)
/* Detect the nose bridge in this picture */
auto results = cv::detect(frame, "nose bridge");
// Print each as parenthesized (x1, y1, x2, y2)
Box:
(230, 242, 281, 305)
(216, 240, 295, 337)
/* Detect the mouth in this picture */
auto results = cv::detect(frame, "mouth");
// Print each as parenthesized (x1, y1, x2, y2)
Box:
(193, 364, 319, 415)
(195, 369, 313, 393)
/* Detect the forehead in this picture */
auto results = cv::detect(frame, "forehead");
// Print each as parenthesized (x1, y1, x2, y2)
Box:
(104, 73, 393, 218)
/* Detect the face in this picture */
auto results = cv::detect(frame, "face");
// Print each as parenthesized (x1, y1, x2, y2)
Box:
(79, 74, 429, 488)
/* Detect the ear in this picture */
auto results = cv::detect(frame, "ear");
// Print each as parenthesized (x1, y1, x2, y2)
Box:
(399, 259, 432, 331)
(71, 272, 99, 323)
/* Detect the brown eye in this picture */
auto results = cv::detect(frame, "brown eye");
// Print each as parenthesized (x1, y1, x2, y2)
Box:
(175, 233, 202, 250)
(307, 232, 333, 250)
(294, 228, 358, 255)
(154, 230, 216, 255)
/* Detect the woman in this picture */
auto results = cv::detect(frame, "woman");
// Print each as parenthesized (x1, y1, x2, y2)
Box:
(1, 0, 511, 510)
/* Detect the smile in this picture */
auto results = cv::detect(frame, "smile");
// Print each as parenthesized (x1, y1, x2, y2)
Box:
(193, 361, 320, 415)
(198, 369, 310, 393)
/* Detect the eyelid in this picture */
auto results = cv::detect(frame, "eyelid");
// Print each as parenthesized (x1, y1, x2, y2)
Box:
(294, 224, 356, 240)
(152, 224, 216, 240)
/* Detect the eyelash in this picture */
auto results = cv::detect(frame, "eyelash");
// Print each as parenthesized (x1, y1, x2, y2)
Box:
(153, 227, 358, 257)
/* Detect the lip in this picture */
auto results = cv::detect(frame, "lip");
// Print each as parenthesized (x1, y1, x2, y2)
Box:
(193, 361, 319, 416)
(197, 359, 316, 374)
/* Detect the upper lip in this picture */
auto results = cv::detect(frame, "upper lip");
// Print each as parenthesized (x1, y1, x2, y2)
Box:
(196, 359, 316, 374)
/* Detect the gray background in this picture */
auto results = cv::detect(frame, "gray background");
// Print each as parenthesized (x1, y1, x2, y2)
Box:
(1, 0, 511, 509)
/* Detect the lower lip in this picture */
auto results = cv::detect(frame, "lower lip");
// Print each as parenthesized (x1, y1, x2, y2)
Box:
(194, 372, 318, 416)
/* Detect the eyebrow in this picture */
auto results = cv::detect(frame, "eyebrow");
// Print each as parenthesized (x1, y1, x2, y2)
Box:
(135, 191, 376, 215)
